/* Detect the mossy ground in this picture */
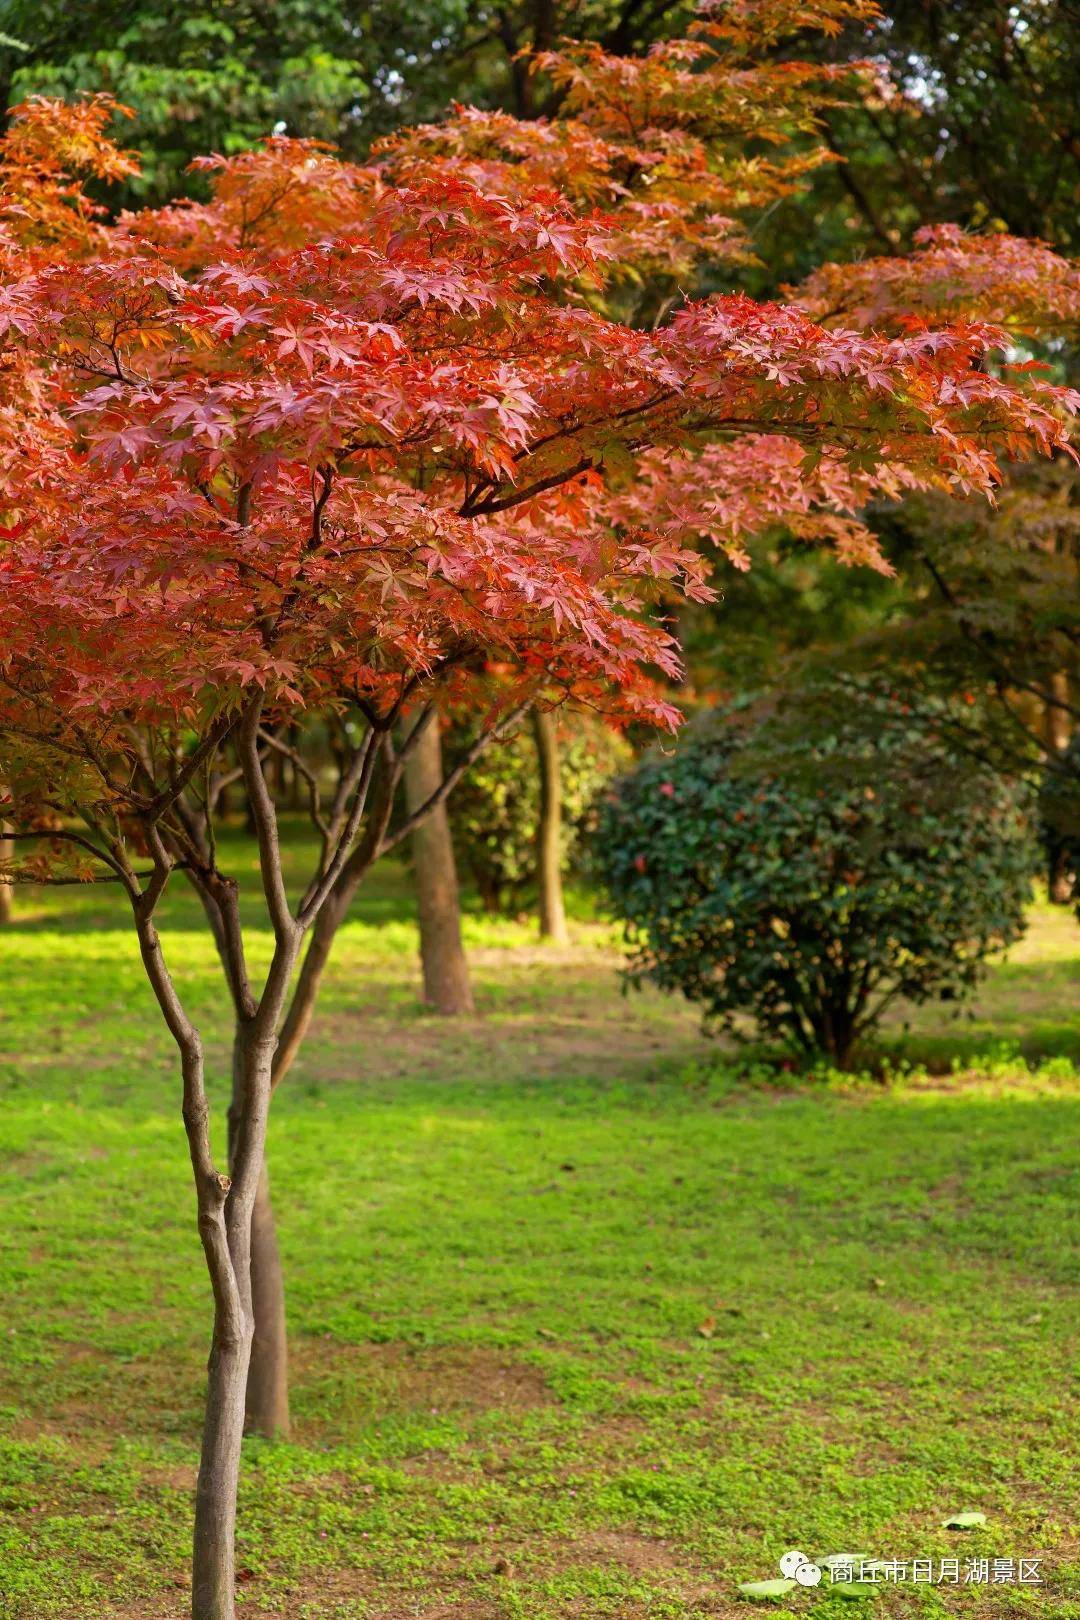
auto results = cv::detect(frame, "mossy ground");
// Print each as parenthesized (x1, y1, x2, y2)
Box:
(0, 836, 1076, 1618)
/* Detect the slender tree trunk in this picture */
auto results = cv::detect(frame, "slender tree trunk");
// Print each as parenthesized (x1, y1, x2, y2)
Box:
(1045, 671, 1071, 756)
(229, 1048, 290, 1440)
(1048, 845, 1073, 905)
(0, 828, 11, 924)
(273, 894, 346, 1084)
(532, 709, 568, 944)
(192, 1313, 253, 1620)
(404, 716, 474, 1013)
(133, 889, 262, 1620)
(1045, 671, 1074, 904)
(244, 1163, 290, 1438)
(189, 1035, 273, 1620)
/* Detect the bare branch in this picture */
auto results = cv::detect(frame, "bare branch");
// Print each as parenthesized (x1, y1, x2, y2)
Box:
(238, 697, 296, 945)
(258, 726, 329, 838)
(297, 727, 379, 925)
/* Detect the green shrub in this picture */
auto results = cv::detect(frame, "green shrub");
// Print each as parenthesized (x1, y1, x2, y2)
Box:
(447, 714, 630, 913)
(594, 687, 1035, 1068)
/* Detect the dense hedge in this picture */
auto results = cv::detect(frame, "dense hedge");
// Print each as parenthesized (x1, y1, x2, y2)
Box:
(594, 689, 1035, 1068)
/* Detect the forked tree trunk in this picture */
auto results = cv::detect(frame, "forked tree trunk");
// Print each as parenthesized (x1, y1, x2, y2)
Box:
(233, 709, 520, 1468)
(146, 1002, 272, 1620)
(186, 1021, 275, 1620)
(532, 709, 568, 944)
(404, 716, 474, 1013)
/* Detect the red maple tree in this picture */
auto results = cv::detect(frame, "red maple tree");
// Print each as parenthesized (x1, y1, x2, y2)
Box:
(0, 18, 1076, 1617)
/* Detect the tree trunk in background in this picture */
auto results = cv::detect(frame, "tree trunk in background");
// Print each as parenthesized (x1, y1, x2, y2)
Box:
(404, 716, 474, 1014)
(1046, 671, 1074, 905)
(1046, 671, 1071, 756)
(0, 824, 11, 924)
(1049, 844, 1073, 905)
(532, 709, 568, 944)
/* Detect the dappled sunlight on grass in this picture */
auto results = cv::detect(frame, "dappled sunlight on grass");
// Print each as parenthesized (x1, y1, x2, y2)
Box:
(0, 849, 1076, 1617)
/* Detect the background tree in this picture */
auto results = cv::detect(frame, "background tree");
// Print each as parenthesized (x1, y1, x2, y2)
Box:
(404, 713, 475, 1013)
(381, 0, 892, 930)
(0, 0, 691, 204)
(444, 709, 628, 913)
(746, 0, 1080, 291)
(789, 229, 1079, 904)
(531, 707, 569, 941)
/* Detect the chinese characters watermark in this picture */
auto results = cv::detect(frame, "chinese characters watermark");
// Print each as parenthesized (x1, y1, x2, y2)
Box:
(779, 1551, 1043, 1588)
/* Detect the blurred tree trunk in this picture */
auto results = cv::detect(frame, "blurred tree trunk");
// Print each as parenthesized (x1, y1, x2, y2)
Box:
(405, 717, 474, 1013)
(532, 709, 568, 944)
(0, 823, 11, 924)
(1046, 671, 1074, 904)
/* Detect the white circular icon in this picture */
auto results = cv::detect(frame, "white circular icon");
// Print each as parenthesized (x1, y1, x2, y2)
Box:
(795, 1562, 823, 1587)
(779, 1551, 809, 1578)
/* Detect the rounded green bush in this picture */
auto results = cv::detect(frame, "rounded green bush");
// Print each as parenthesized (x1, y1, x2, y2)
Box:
(594, 688, 1035, 1068)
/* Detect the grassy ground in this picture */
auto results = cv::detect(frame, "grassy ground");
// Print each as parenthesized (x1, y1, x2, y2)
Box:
(0, 839, 1077, 1620)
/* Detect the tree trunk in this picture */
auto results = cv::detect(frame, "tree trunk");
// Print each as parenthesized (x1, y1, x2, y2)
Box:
(404, 716, 474, 1014)
(245, 1162, 289, 1439)
(1045, 671, 1074, 904)
(0, 829, 11, 925)
(188, 1030, 274, 1620)
(192, 1313, 253, 1620)
(532, 709, 568, 944)
(1048, 844, 1074, 906)
(1045, 670, 1071, 756)
(229, 1051, 290, 1441)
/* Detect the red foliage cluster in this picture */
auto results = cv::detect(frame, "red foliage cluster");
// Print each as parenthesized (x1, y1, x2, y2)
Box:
(0, 36, 1075, 837)
(795, 223, 1080, 334)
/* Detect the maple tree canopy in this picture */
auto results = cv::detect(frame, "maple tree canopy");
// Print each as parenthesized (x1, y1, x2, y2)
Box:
(0, 78, 1076, 860)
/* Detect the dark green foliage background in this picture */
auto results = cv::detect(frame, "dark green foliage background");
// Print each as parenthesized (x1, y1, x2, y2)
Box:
(444, 716, 630, 914)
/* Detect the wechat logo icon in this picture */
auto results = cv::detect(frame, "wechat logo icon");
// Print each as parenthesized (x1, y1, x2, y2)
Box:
(780, 1551, 822, 1587)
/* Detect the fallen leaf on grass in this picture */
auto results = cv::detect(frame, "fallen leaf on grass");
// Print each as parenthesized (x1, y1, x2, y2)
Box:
(738, 1578, 797, 1600)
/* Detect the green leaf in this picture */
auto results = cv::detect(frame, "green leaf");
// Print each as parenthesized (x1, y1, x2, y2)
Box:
(943, 1512, 987, 1529)
(833, 1582, 878, 1599)
(738, 1579, 798, 1600)
(599, 438, 636, 475)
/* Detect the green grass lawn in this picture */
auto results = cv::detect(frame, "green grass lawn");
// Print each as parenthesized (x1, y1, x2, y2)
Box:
(0, 842, 1077, 1619)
